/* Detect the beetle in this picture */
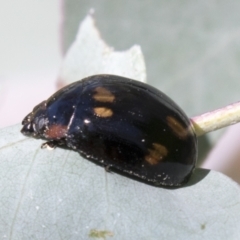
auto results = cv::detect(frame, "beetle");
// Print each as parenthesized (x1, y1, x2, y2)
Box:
(21, 74, 197, 187)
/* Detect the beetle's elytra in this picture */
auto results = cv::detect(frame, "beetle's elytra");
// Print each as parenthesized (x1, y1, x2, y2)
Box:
(21, 74, 197, 187)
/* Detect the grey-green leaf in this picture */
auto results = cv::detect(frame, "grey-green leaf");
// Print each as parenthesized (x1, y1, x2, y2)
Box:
(1, 124, 240, 239)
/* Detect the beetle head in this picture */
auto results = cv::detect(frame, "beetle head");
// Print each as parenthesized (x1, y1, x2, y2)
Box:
(21, 101, 48, 139)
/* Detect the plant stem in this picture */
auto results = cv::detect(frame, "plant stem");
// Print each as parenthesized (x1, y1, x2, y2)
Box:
(190, 101, 240, 137)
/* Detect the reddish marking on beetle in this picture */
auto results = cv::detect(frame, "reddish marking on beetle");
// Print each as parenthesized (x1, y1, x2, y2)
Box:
(145, 143, 168, 165)
(94, 107, 113, 118)
(166, 116, 189, 139)
(45, 125, 68, 139)
(93, 87, 115, 102)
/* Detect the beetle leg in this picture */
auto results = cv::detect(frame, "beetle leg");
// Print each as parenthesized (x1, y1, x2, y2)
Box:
(41, 141, 58, 150)
(105, 165, 112, 173)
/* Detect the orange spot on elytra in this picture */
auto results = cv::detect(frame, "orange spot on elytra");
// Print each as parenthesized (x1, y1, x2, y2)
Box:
(94, 107, 113, 118)
(93, 87, 115, 102)
(166, 116, 189, 139)
(45, 125, 67, 139)
(145, 143, 168, 165)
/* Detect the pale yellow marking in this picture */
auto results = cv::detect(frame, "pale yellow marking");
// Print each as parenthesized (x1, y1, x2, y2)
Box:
(145, 143, 168, 165)
(94, 107, 113, 118)
(89, 229, 113, 239)
(166, 116, 189, 139)
(93, 87, 115, 102)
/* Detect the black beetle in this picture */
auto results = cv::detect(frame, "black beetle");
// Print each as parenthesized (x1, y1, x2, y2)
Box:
(21, 74, 197, 187)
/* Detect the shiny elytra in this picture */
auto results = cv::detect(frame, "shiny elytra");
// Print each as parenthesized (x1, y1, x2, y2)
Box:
(21, 74, 197, 187)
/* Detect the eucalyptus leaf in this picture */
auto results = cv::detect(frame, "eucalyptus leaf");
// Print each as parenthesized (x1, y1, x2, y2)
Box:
(1, 124, 240, 240)
(1, 12, 240, 240)
(60, 15, 146, 85)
